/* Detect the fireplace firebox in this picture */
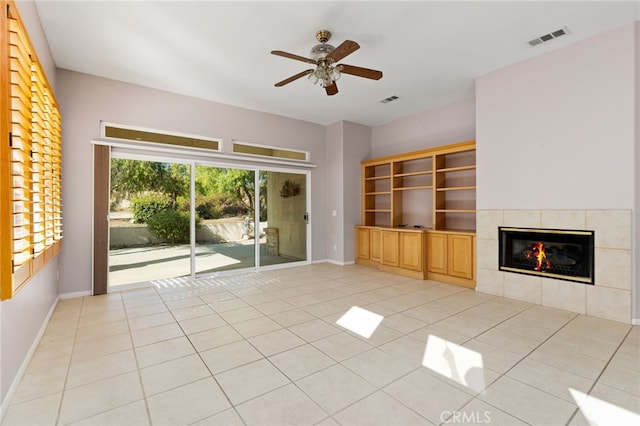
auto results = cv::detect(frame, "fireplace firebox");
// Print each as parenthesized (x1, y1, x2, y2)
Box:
(499, 227, 594, 285)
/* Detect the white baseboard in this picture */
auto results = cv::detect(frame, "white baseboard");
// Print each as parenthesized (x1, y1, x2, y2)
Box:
(316, 259, 355, 266)
(632, 318, 640, 326)
(107, 281, 153, 292)
(59, 290, 92, 300)
(333, 260, 355, 266)
(0, 296, 60, 422)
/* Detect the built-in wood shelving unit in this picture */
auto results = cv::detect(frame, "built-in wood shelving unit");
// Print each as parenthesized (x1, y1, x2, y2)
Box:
(361, 140, 476, 231)
(356, 141, 476, 287)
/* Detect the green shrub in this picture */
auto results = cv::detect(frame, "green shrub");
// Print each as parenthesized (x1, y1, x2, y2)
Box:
(195, 194, 225, 220)
(147, 210, 199, 243)
(222, 203, 248, 218)
(131, 194, 173, 223)
(176, 195, 189, 212)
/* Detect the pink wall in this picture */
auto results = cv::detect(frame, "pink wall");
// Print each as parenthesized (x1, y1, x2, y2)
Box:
(476, 23, 636, 210)
(634, 21, 640, 322)
(324, 121, 372, 264)
(56, 70, 327, 295)
(371, 97, 475, 158)
(15, 0, 56, 90)
(476, 22, 638, 321)
(342, 122, 372, 262)
(324, 122, 344, 263)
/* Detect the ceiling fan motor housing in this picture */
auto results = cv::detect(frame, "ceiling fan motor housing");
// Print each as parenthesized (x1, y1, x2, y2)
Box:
(315, 30, 331, 43)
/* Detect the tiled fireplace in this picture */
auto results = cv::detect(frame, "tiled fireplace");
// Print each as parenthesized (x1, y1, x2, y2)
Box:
(476, 210, 632, 324)
(498, 227, 595, 285)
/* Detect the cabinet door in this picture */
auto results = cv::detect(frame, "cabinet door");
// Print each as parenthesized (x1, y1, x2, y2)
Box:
(381, 231, 399, 266)
(399, 232, 424, 272)
(355, 227, 370, 260)
(447, 234, 474, 280)
(370, 228, 382, 262)
(427, 233, 447, 274)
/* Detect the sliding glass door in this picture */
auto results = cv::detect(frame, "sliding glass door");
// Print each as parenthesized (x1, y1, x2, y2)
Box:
(193, 166, 256, 274)
(108, 157, 192, 287)
(107, 155, 309, 288)
(260, 171, 308, 266)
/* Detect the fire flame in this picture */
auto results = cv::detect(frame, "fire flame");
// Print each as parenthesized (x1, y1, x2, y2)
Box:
(527, 242, 551, 271)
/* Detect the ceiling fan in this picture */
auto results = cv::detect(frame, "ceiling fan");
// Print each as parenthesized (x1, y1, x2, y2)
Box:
(271, 30, 383, 96)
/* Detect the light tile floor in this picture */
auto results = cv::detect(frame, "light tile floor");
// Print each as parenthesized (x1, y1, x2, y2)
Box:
(2, 263, 639, 425)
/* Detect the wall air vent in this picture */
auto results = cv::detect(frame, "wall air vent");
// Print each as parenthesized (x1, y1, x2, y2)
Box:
(529, 26, 569, 46)
(380, 95, 399, 104)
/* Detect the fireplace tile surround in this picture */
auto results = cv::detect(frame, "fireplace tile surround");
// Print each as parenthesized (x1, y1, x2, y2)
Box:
(476, 210, 632, 323)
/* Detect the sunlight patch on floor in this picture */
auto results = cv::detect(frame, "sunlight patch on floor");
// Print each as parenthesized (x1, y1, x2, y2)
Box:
(422, 334, 486, 393)
(570, 388, 640, 425)
(336, 306, 384, 338)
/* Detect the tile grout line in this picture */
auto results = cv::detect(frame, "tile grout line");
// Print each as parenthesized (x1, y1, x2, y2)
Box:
(124, 287, 157, 426)
(54, 293, 144, 426)
(155, 283, 248, 425)
(563, 325, 637, 425)
(54, 296, 84, 426)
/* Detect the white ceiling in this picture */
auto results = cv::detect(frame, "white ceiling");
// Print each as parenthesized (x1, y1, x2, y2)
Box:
(34, 1, 639, 127)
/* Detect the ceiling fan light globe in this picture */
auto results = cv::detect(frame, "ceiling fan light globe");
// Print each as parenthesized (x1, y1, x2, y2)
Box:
(321, 78, 334, 88)
(330, 67, 341, 81)
(310, 43, 335, 61)
(308, 73, 319, 84)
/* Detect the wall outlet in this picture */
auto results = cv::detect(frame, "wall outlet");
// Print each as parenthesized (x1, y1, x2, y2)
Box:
(333, 244, 337, 251)
(332, 210, 337, 217)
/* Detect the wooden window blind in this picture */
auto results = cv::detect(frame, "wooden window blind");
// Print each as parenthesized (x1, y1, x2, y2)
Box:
(1, 0, 62, 299)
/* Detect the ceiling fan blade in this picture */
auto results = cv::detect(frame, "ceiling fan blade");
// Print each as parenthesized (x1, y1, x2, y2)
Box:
(325, 82, 338, 96)
(271, 50, 316, 64)
(327, 40, 360, 63)
(275, 69, 314, 87)
(339, 64, 383, 80)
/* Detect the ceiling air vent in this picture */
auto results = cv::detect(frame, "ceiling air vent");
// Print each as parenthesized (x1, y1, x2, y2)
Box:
(380, 95, 399, 104)
(529, 26, 569, 46)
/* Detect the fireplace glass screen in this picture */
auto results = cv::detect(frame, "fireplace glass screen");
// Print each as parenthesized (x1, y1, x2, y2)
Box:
(499, 227, 594, 285)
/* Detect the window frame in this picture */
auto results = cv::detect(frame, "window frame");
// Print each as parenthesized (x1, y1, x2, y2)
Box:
(232, 140, 310, 162)
(101, 121, 223, 153)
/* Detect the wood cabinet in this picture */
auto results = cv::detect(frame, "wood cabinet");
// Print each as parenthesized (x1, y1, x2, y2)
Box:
(399, 231, 425, 272)
(427, 231, 475, 288)
(356, 141, 476, 287)
(355, 227, 371, 260)
(426, 232, 447, 274)
(381, 230, 399, 266)
(355, 226, 427, 279)
(447, 233, 474, 280)
(370, 228, 382, 262)
(354, 226, 383, 267)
